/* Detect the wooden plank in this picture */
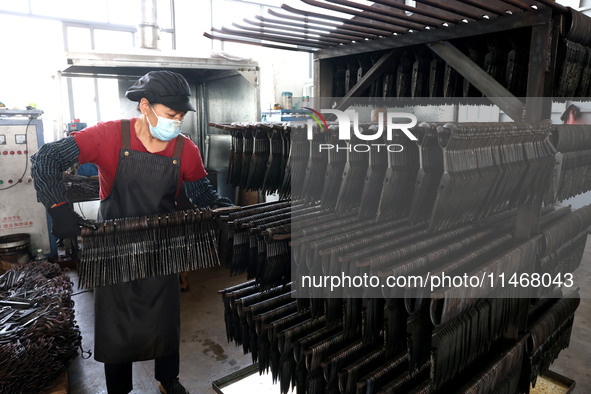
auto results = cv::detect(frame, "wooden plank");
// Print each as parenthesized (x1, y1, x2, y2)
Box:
(429, 41, 524, 121)
(333, 50, 400, 111)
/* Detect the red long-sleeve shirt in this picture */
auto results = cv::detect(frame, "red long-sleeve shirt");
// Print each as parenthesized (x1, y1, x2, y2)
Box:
(73, 118, 207, 200)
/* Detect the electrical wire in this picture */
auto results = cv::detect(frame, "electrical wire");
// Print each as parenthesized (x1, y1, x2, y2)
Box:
(77, 202, 87, 219)
(71, 289, 93, 296)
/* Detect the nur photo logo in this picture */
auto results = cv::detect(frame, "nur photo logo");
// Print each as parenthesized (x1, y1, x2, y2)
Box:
(302, 108, 418, 152)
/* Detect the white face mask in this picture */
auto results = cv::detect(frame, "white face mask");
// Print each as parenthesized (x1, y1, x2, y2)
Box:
(148, 105, 183, 141)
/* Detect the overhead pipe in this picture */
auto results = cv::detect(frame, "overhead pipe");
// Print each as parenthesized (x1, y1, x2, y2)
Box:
(534, 0, 569, 12)
(203, 32, 317, 52)
(218, 26, 334, 47)
(281, 4, 405, 34)
(328, 0, 449, 27)
(497, 0, 532, 11)
(454, 0, 514, 16)
(566, 7, 591, 46)
(213, 27, 328, 48)
(231, 22, 353, 44)
(267, 8, 387, 37)
(255, 15, 338, 34)
(412, 0, 486, 20)
(243, 19, 363, 41)
(253, 16, 372, 40)
(370, 0, 461, 23)
(300, 0, 430, 30)
(139, 0, 159, 49)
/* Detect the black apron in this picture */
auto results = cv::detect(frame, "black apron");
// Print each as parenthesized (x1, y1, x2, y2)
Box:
(94, 120, 185, 363)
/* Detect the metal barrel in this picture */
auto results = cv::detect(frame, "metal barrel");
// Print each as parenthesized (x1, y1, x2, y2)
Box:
(0, 233, 31, 273)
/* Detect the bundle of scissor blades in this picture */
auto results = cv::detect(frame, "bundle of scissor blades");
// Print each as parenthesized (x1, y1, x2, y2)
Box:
(428, 121, 555, 232)
(209, 121, 292, 195)
(0, 302, 54, 343)
(1, 266, 55, 344)
(550, 124, 591, 202)
(79, 208, 221, 288)
(0, 261, 82, 393)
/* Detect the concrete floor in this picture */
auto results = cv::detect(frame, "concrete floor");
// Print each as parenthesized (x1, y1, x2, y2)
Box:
(68, 266, 256, 394)
(67, 243, 591, 394)
(550, 236, 591, 394)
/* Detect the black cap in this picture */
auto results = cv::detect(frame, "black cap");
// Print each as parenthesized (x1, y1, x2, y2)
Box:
(125, 70, 196, 112)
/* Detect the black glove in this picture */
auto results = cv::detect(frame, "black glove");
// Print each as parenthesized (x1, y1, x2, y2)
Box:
(48, 203, 97, 239)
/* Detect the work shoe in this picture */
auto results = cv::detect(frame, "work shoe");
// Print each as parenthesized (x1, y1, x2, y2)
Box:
(158, 377, 189, 394)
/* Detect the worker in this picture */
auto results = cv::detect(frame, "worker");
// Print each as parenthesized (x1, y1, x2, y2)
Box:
(30, 70, 232, 394)
(371, 106, 387, 124)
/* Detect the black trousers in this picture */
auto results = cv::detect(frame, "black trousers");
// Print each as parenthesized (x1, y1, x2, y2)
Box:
(104, 352, 179, 394)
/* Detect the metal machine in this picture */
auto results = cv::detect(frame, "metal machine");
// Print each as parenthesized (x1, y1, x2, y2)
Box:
(0, 110, 52, 254)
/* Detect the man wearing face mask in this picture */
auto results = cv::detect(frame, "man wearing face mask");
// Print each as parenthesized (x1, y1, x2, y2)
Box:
(31, 70, 232, 394)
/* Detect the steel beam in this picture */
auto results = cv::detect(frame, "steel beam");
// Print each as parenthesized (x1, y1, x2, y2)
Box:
(313, 58, 333, 108)
(515, 9, 557, 242)
(428, 41, 524, 121)
(333, 50, 400, 111)
(523, 9, 555, 122)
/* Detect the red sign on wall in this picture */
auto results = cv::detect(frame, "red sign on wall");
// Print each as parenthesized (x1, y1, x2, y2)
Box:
(1, 215, 33, 230)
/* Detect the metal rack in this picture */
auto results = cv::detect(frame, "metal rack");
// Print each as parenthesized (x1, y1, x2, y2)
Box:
(205, 0, 591, 240)
(204, 2, 590, 393)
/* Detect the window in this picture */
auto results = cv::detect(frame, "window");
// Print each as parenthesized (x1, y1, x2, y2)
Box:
(30, 0, 109, 23)
(69, 77, 98, 125)
(94, 29, 135, 51)
(66, 26, 93, 51)
(96, 78, 122, 121)
(159, 31, 174, 51)
(405, 0, 416, 16)
(0, 2, 30, 13)
(157, 0, 172, 30)
(107, 0, 141, 26)
(211, 0, 260, 30)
